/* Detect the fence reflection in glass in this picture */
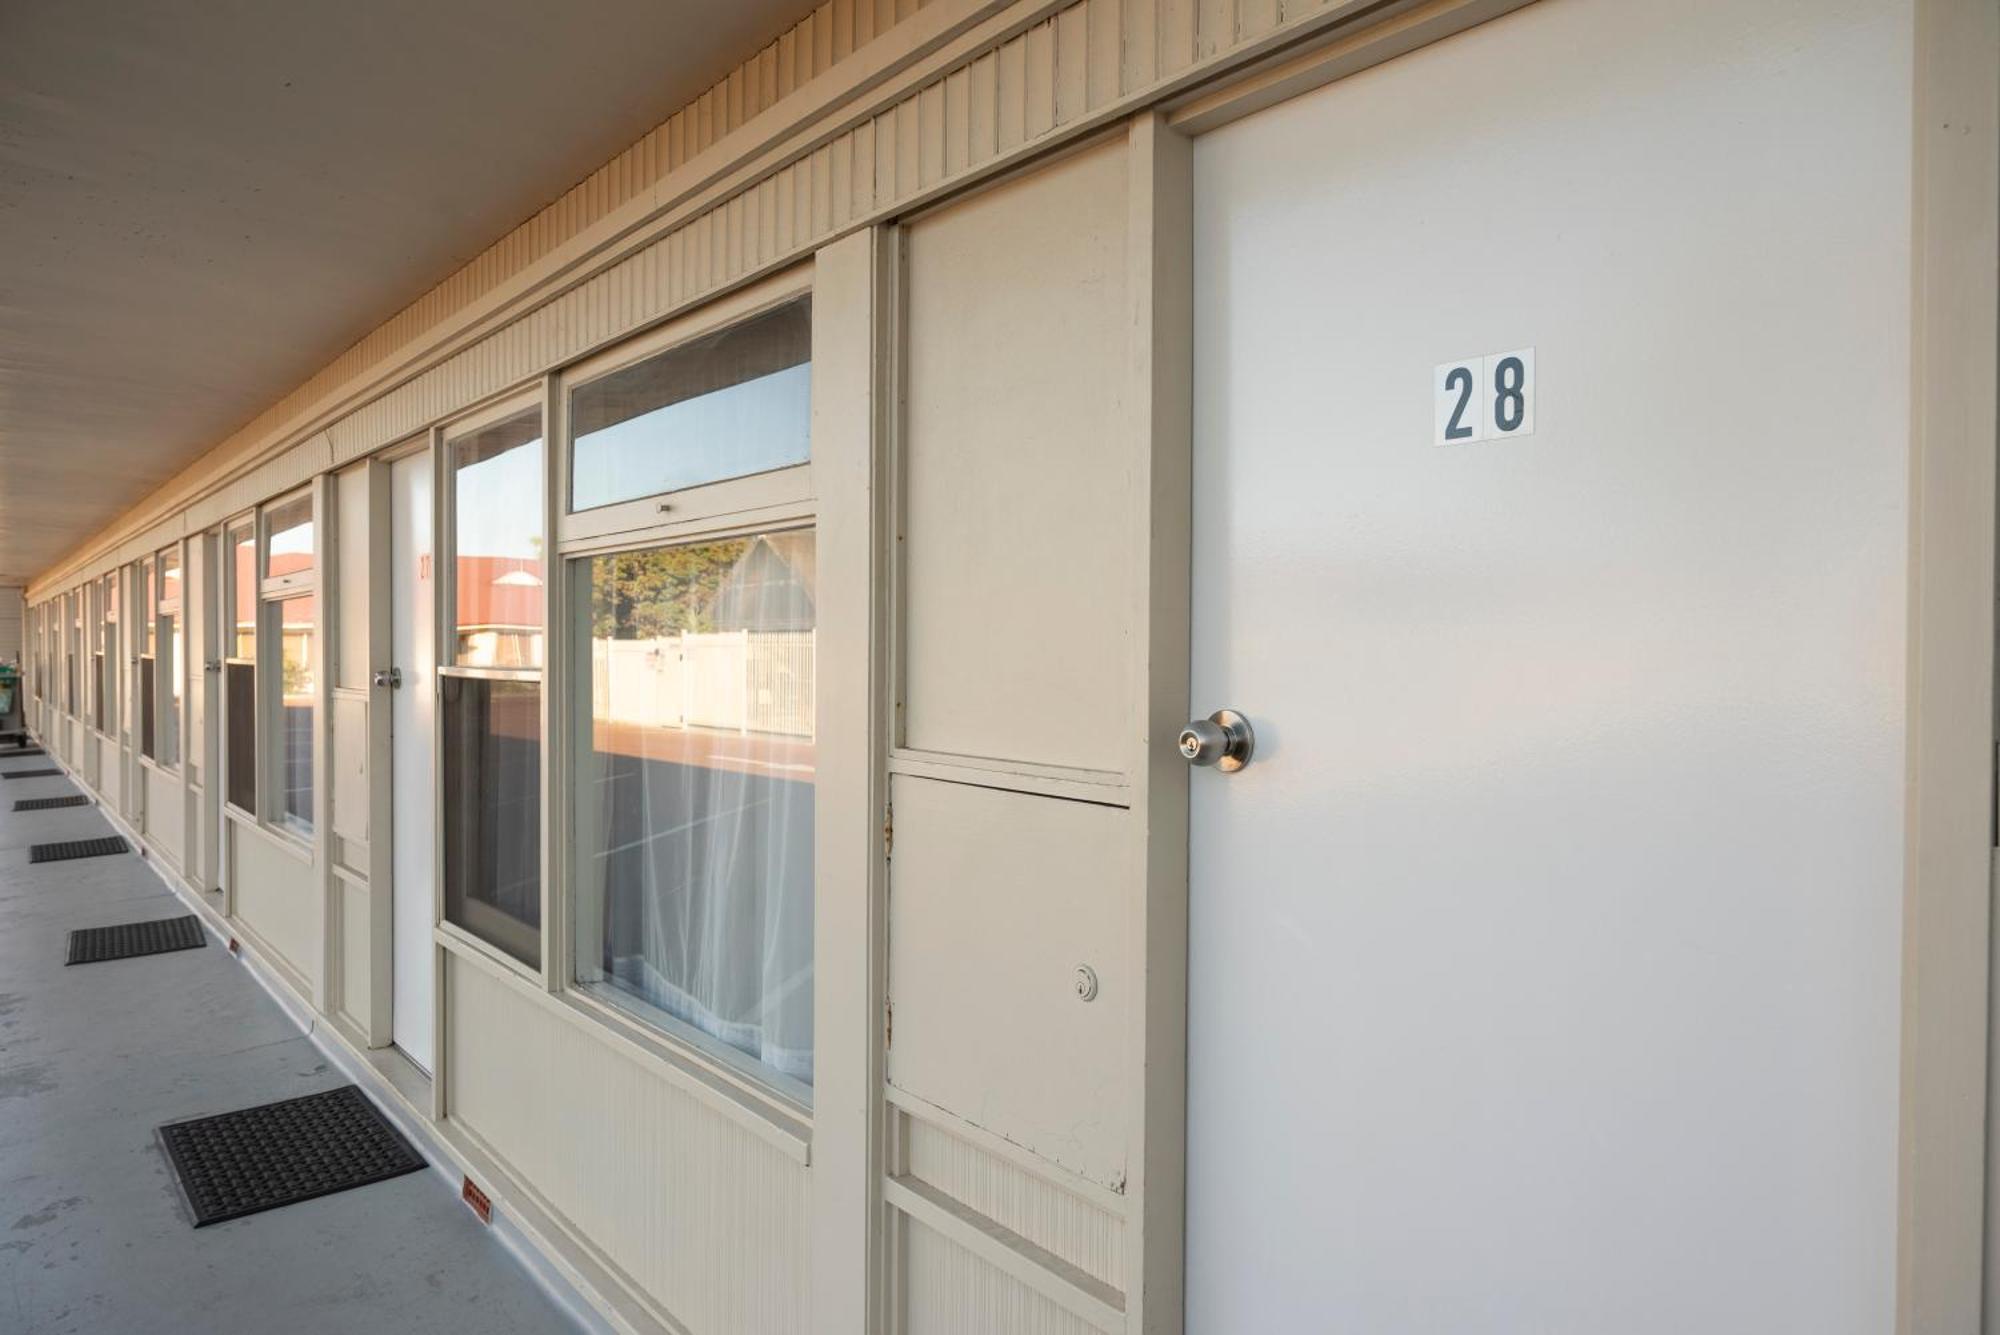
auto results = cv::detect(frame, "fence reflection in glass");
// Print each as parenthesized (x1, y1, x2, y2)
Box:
(570, 529, 816, 1101)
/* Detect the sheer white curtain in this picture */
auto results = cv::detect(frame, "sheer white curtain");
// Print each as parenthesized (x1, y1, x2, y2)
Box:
(583, 532, 817, 1090)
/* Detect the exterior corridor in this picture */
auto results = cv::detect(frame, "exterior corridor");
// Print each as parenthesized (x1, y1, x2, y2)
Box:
(0, 744, 575, 1335)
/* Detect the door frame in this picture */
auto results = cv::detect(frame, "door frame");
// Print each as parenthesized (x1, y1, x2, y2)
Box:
(1157, 0, 1999, 1328)
(360, 435, 447, 1117)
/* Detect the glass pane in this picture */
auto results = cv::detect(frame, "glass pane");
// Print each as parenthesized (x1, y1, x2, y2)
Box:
(443, 676, 541, 968)
(158, 604, 181, 767)
(230, 524, 256, 658)
(570, 298, 811, 512)
(139, 657, 155, 759)
(570, 529, 816, 1095)
(266, 495, 314, 580)
(140, 562, 156, 656)
(226, 663, 256, 812)
(159, 546, 181, 607)
(450, 409, 544, 669)
(274, 595, 315, 835)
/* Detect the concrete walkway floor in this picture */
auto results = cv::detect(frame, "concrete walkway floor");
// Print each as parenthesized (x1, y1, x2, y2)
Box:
(0, 746, 578, 1335)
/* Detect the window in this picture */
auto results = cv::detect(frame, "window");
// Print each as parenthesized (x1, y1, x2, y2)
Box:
(442, 405, 545, 966)
(569, 530, 817, 1097)
(138, 560, 156, 758)
(65, 591, 78, 716)
(442, 676, 542, 967)
(97, 572, 117, 735)
(225, 520, 256, 813)
(156, 546, 182, 768)
(269, 594, 314, 836)
(568, 297, 811, 512)
(261, 495, 316, 838)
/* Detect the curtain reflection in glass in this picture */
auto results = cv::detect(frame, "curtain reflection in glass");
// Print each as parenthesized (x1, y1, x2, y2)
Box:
(572, 529, 816, 1096)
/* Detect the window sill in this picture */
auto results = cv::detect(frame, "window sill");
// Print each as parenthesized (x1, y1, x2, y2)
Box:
(564, 980, 812, 1127)
(434, 927, 811, 1164)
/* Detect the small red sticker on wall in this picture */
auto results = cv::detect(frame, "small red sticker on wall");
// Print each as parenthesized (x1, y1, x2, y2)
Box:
(462, 1175, 492, 1224)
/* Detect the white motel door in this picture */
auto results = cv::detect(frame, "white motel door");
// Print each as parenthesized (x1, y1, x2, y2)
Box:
(390, 450, 437, 1073)
(1184, 1, 1912, 1331)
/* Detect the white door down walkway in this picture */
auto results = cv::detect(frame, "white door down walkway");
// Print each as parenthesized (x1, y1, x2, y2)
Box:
(0, 745, 576, 1335)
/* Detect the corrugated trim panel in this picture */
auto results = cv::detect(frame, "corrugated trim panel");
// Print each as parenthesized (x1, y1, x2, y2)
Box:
(905, 1219, 1106, 1335)
(904, 1115, 1124, 1292)
(446, 957, 810, 1334)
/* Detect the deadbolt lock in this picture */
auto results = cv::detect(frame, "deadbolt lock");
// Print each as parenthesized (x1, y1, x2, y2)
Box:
(1179, 709, 1254, 772)
(372, 666, 403, 690)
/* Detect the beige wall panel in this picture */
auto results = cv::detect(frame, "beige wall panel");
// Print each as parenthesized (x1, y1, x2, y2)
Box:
(143, 765, 183, 868)
(446, 956, 810, 1333)
(887, 776, 1130, 1187)
(899, 140, 1133, 774)
(96, 735, 120, 814)
(233, 825, 317, 984)
(329, 693, 369, 845)
(334, 466, 369, 690)
(905, 1115, 1123, 1289)
(338, 874, 371, 1034)
(905, 1218, 1104, 1335)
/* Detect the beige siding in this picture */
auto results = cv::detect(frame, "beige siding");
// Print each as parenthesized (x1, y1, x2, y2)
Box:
(231, 824, 317, 987)
(905, 1219, 1105, 1335)
(446, 954, 812, 1332)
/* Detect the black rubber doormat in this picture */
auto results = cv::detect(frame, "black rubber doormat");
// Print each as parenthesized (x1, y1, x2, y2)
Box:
(67, 914, 205, 966)
(0, 747, 44, 757)
(14, 795, 87, 812)
(28, 836, 128, 864)
(2, 768, 63, 779)
(158, 1085, 426, 1228)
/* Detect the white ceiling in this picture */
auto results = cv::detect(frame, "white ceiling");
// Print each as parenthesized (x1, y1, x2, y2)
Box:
(0, 0, 819, 586)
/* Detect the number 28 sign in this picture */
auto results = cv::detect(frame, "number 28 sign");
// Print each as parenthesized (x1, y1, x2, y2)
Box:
(1433, 348, 1535, 446)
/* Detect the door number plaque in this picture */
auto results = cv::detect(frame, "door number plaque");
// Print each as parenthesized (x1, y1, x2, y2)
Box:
(1433, 348, 1535, 446)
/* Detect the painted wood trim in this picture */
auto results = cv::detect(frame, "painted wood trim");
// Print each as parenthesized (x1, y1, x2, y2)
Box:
(1903, 0, 2000, 1331)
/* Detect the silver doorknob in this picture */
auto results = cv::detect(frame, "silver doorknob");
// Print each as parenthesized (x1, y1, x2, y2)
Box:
(1179, 709, 1254, 772)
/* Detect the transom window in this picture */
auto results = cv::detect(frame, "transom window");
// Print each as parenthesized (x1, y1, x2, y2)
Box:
(568, 296, 811, 513)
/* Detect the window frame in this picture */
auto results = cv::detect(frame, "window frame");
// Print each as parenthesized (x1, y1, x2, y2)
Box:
(437, 391, 549, 977)
(551, 261, 820, 1112)
(556, 267, 813, 548)
(95, 571, 119, 738)
(222, 512, 259, 818)
(149, 542, 184, 773)
(257, 489, 318, 844)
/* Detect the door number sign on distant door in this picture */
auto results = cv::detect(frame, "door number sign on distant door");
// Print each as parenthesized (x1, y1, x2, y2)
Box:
(1433, 348, 1535, 446)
